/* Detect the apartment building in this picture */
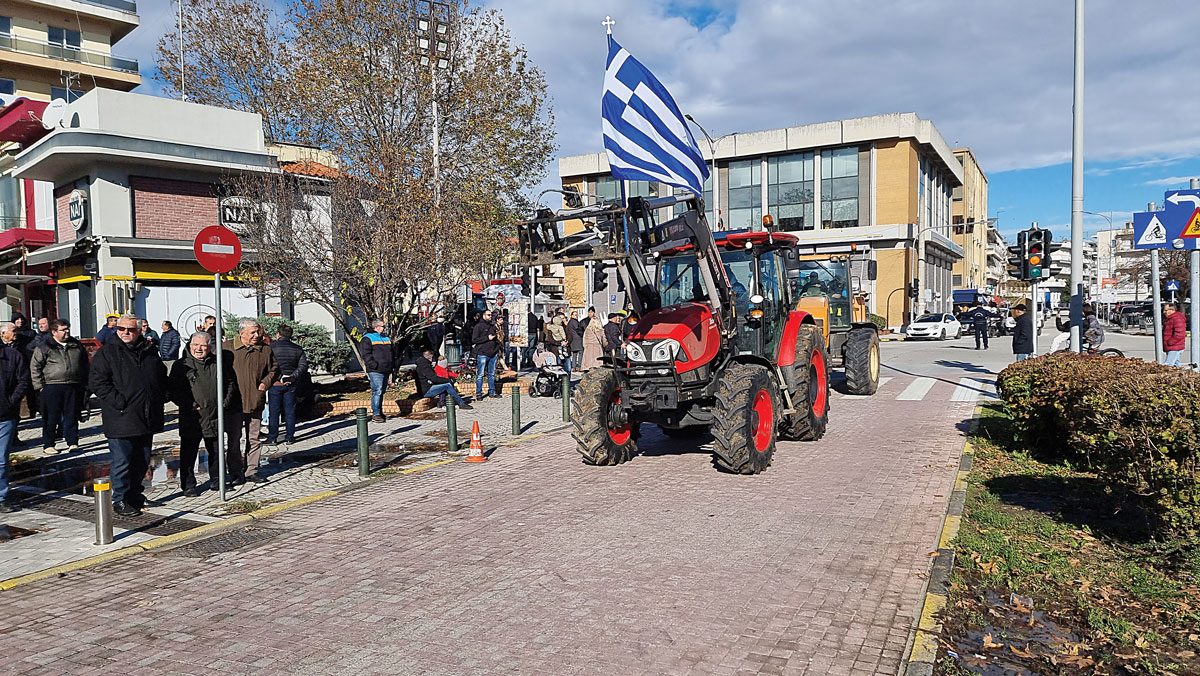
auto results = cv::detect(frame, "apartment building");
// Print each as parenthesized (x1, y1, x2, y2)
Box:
(558, 113, 967, 330)
(951, 148, 989, 291)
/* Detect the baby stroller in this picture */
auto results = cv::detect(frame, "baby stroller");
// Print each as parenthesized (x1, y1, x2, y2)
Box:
(530, 344, 567, 398)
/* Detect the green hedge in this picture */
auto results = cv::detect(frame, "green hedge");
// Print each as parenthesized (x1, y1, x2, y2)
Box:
(997, 353, 1200, 537)
(222, 314, 351, 374)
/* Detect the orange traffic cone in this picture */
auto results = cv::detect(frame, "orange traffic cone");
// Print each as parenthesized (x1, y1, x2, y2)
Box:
(464, 420, 487, 463)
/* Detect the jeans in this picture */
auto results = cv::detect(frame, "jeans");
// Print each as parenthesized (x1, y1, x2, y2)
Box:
(367, 371, 389, 417)
(561, 354, 572, 375)
(425, 383, 465, 406)
(1163, 350, 1183, 367)
(40, 383, 80, 448)
(1015, 353, 1032, 362)
(522, 343, 536, 370)
(268, 384, 297, 442)
(508, 346, 521, 369)
(0, 419, 15, 503)
(108, 434, 153, 507)
(475, 354, 497, 396)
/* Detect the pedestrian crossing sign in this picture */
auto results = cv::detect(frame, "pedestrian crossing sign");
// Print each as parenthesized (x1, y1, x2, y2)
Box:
(1181, 208, 1200, 239)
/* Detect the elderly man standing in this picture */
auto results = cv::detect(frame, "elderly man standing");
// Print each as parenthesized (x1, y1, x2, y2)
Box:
(0, 321, 28, 513)
(226, 318, 277, 485)
(31, 319, 88, 455)
(358, 319, 394, 423)
(169, 332, 239, 496)
(88, 316, 168, 517)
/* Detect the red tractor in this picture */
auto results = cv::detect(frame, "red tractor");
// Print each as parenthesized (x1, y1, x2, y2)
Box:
(518, 194, 829, 474)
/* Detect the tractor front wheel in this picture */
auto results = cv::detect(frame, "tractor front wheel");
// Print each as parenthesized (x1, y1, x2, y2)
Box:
(572, 368, 637, 466)
(711, 363, 779, 474)
(843, 327, 880, 395)
(780, 325, 830, 441)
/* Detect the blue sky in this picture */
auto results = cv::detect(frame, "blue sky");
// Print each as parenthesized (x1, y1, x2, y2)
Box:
(120, 1, 1200, 242)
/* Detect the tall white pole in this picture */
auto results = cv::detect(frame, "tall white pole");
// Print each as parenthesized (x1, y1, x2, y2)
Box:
(1068, 0, 1085, 352)
(214, 274, 225, 501)
(431, 67, 440, 206)
(1190, 178, 1200, 368)
(1148, 202, 1164, 364)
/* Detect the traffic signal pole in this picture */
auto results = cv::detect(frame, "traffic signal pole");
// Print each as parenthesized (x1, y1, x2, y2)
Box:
(1191, 178, 1200, 369)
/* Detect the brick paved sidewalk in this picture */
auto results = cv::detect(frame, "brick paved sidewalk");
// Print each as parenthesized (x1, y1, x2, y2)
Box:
(1, 377, 977, 675)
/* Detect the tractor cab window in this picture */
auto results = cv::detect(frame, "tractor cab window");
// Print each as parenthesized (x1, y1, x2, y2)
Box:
(791, 259, 852, 329)
(657, 254, 708, 307)
(722, 251, 755, 316)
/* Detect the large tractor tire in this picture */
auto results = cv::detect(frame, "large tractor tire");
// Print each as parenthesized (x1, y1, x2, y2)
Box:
(843, 327, 881, 395)
(572, 368, 637, 466)
(711, 363, 779, 474)
(780, 324, 830, 441)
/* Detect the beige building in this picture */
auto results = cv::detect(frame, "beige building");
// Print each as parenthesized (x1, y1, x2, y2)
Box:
(558, 113, 966, 330)
(0, 0, 140, 101)
(951, 148, 989, 292)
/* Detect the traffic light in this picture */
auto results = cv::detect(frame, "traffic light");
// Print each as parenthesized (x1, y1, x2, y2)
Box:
(520, 270, 532, 296)
(592, 261, 609, 292)
(1043, 239, 1064, 277)
(1026, 228, 1047, 280)
(1007, 230, 1029, 281)
(908, 277, 919, 299)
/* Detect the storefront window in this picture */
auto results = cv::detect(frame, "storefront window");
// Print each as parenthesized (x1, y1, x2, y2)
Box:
(727, 159, 761, 231)
(0, 177, 21, 231)
(767, 152, 814, 231)
(821, 147, 858, 229)
(594, 175, 621, 206)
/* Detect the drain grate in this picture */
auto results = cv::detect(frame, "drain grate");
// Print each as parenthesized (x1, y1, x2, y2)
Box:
(20, 496, 208, 536)
(157, 526, 286, 557)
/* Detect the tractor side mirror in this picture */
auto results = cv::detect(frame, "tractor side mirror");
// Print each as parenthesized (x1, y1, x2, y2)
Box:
(867, 260, 877, 281)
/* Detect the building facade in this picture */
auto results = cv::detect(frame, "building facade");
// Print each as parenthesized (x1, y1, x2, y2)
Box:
(1039, 238, 1097, 307)
(558, 113, 966, 330)
(8, 88, 336, 337)
(951, 148, 989, 292)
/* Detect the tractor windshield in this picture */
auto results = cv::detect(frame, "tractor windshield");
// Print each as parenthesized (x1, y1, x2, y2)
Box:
(657, 254, 709, 307)
(792, 259, 852, 329)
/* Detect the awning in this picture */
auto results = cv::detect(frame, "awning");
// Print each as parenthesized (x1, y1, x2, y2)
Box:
(0, 98, 50, 146)
(0, 274, 51, 284)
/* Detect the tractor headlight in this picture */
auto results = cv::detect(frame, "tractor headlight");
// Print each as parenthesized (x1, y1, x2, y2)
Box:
(625, 341, 648, 362)
(651, 338, 687, 363)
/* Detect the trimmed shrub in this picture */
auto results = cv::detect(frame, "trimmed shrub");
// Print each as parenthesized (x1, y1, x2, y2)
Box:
(869, 313, 887, 331)
(997, 353, 1200, 537)
(222, 314, 351, 374)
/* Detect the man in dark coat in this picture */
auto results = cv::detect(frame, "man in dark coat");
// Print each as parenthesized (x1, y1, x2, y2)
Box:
(30, 319, 88, 455)
(267, 324, 307, 445)
(472, 309, 499, 398)
(226, 318, 278, 484)
(358, 319, 394, 423)
(96, 314, 119, 344)
(159, 321, 182, 362)
(88, 316, 168, 516)
(1011, 304, 1034, 361)
(567, 311, 584, 367)
(415, 349, 470, 409)
(964, 302, 993, 350)
(12, 312, 38, 416)
(604, 313, 624, 359)
(425, 317, 446, 358)
(0, 322, 28, 513)
(168, 332, 239, 496)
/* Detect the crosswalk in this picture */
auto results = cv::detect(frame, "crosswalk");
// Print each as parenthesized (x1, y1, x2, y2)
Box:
(833, 375, 997, 403)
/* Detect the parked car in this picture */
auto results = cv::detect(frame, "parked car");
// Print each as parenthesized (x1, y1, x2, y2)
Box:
(905, 313, 962, 340)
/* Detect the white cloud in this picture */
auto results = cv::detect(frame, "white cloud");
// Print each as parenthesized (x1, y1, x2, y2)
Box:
(1144, 176, 1199, 187)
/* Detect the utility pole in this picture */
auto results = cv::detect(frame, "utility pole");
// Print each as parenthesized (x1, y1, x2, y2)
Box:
(1191, 178, 1200, 368)
(1068, 0, 1085, 352)
(1149, 202, 1164, 364)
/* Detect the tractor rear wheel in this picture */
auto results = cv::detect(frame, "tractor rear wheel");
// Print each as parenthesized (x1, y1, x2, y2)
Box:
(710, 363, 779, 474)
(572, 368, 637, 466)
(843, 327, 880, 395)
(780, 325, 830, 441)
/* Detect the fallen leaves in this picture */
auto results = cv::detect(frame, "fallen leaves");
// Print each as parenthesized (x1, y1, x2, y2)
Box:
(983, 633, 1003, 649)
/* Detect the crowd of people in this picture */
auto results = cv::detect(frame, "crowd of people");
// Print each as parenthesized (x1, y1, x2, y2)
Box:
(0, 312, 310, 515)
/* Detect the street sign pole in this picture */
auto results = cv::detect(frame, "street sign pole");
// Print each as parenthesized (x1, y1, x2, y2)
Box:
(215, 273, 226, 501)
(1030, 278, 1038, 356)
(1191, 178, 1200, 369)
(1151, 249, 1164, 364)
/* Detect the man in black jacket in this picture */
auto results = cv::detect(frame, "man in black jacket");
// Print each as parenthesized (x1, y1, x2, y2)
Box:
(267, 324, 307, 445)
(0, 322, 28, 513)
(358, 319, 394, 423)
(964, 302, 993, 350)
(88, 316, 168, 517)
(31, 319, 88, 455)
(159, 321, 182, 363)
(415, 349, 470, 409)
(472, 309, 500, 398)
(567, 311, 584, 367)
(604, 313, 624, 359)
(168, 332, 239, 496)
(1011, 304, 1034, 361)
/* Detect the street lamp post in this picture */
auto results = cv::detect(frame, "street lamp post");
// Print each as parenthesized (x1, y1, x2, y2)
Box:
(684, 114, 719, 228)
(416, 1, 451, 205)
(1083, 210, 1113, 320)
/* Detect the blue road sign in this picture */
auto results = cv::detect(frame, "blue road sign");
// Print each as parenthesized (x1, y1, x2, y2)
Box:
(1163, 188, 1200, 250)
(1167, 280, 1180, 292)
(1132, 210, 1169, 249)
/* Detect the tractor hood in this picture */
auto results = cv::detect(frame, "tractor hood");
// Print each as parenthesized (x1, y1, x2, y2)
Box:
(626, 302, 721, 372)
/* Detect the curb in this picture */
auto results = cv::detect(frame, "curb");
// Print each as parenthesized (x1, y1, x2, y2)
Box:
(902, 404, 982, 676)
(0, 423, 572, 593)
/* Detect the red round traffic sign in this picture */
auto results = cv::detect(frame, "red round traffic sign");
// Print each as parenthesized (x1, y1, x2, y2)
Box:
(194, 225, 243, 273)
(496, 292, 505, 307)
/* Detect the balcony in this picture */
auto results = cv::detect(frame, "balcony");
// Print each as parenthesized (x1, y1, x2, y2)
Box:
(79, 0, 138, 13)
(0, 34, 138, 74)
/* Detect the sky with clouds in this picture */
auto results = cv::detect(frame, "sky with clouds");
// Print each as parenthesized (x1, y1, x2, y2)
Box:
(121, 0, 1200, 239)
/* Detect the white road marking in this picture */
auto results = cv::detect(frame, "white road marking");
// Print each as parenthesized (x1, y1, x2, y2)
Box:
(951, 377, 980, 402)
(896, 377, 936, 401)
(878, 377, 893, 388)
(833, 376, 893, 399)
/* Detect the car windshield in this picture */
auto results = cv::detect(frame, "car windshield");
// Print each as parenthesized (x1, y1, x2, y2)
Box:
(915, 314, 941, 323)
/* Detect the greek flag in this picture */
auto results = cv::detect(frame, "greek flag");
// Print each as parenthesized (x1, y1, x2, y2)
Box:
(602, 37, 709, 196)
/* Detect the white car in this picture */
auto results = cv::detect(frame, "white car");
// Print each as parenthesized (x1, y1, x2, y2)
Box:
(905, 313, 962, 340)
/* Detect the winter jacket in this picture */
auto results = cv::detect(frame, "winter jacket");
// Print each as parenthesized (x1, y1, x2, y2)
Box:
(545, 320, 567, 347)
(0, 343, 28, 421)
(270, 337, 308, 382)
(31, 337, 88, 390)
(604, 322, 623, 352)
(415, 355, 451, 392)
(527, 312, 541, 340)
(1083, 316, 1104, 347)
(1011, 313, 1034, 355)
(225, 340, 278, 413)
(358, 332, 394, 375)
(88, 336, 168, 438)
(96, 325, 117, 344)
(159, 329, 182, 361)
(472, 319, 499, 358)
(582, 319, 606, 370)
(1164, 310, 1187, 352)
(168, 351, 240, 438)
(567, 318, 584, 351)
(965, 307, 992, 329)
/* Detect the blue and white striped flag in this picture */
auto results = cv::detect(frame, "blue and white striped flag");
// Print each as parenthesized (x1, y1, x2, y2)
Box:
(602, 36, 709, 196)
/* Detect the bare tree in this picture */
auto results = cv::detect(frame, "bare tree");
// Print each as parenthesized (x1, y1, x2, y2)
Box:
(156, 0, 555, 363)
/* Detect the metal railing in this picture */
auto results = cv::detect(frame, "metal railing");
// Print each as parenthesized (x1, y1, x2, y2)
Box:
(0, 34, 138, 74)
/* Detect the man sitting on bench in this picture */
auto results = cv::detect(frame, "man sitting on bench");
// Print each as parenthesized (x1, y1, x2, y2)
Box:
(416, 349, 472, 410)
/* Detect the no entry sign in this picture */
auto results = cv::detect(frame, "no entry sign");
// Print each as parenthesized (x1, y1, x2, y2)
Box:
(194, 225, 243, 273)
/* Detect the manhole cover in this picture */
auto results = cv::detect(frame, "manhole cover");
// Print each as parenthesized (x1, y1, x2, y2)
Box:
(158, 526, 287, 558)
(23, 496, 207, 536)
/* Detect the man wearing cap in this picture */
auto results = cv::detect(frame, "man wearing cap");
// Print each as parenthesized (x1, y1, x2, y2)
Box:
(96, 314, 119, 343)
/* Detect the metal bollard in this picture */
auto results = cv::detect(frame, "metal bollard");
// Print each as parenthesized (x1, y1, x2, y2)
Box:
(561, 375, 571, 422)
(356, 407, 369, 476)
(446, 398, 458, 452)
(512, 386, 521, 435)
(93, 477, 113, 546)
